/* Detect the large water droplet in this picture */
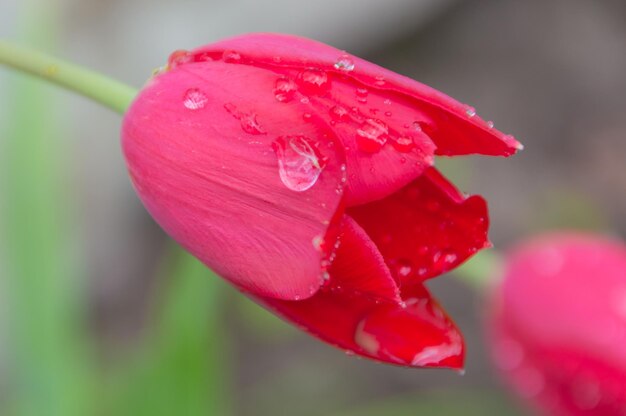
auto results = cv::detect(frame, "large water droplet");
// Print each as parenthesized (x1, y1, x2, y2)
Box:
(183, 88, 208, 110)
(296, 69, 330, 95)
(356, 118, 388, 153)
(274, 77, 297, 102)
(334, 55, 355, 72)
(224, 103, 266, 135)
(273, 135, 326, 192)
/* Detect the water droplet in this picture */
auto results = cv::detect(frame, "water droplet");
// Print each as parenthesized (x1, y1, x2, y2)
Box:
(412, 121, 423, 132)
(296, 69, 330, 95)
(224, 103, 266, 135)
(312, 235, 325, 251)
(274, 77, 297, 102)
(383, 99, 392, 106)
(329, 106, 350, 122)
(394, 259, 413, 280)
(487, 120, 495, 129)
(272, 56, 282, 63)
(391, 136, 415, 153)
(167, 49, 191, 69)
(384, 111, 392, 117)
(354, 320, 380, 354)
(183, 88, 208, 110)
(273, 135, 326, 192)
(374, 76, 386, 86)
(432, 249, 458, 272)
(356, 119, 388, 153)
(465, 106, 476, 118)
(222, 50, 241, 63)
(334, 55, 355, 72)
(356, 88, 368, 103)
(302, 112, 312, 121)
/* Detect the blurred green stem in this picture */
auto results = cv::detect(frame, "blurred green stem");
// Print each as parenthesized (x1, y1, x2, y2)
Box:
(453, 249, 504, 291)
(0, 39, 136, 113)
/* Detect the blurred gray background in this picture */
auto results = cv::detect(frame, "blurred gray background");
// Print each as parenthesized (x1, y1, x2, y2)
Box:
(1, 0, 625, 414)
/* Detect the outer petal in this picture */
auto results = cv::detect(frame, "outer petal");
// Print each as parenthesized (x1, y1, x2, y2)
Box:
(193, 33, 522, 157)
(122, 61, 346, 300)
(251, 212, 463, 368)
(348, 167, 489, 284)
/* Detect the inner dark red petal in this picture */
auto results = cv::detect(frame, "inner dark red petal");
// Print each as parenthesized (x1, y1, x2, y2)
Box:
(326, 215, 401, 303)
(255, 279, 463, 369)
(348, 167, 489, 284)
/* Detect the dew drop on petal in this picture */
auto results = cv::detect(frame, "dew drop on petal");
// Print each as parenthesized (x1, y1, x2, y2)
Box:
(296, 69, 330, 95)
(312, 234, 325, 251)
(222, 50, 241, 63)
(487, 120, 495, 129)
(274, 77, 297, 102)
(334, 55, 355, 72)
(224, 103, 266, 135)
(383, 99, 392, 106)
(384, 111, 392, 117)
(167, 49, 192, 69)
(394, 258, 413, 280)
(465, 106, 476, 118)
(183, 88, 208, 110)
(392, 136, 415, 153)
(356, 118, 388, 153)
(354, 320, 380, 355)
(356, 88, 369, 103)
(329, 105, 350, 122)
(273, 135, 326, 192)
(374, 76, 386, 86)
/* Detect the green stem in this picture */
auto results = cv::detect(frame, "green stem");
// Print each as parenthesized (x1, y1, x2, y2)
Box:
(0, 39, 137, 113)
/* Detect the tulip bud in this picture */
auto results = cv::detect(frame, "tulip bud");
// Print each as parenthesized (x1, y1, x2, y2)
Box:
(487, 233, 626, 414)
(122, 33, 521, 368)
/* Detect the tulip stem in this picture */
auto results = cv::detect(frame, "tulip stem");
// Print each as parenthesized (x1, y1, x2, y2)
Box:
(0, 39, 137, 114)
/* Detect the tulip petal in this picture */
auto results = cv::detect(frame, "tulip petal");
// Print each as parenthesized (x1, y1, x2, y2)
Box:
(123, 61, 347, 300)
(348, 167, 489, 283)
(257, 282, 463, 369)
(192, 33, 522, 157)
(327, 215, 401, 303)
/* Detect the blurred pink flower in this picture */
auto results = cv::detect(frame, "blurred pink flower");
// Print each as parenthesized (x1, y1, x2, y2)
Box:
(122, 33, 520, 368)
(487, 233, 626, 415)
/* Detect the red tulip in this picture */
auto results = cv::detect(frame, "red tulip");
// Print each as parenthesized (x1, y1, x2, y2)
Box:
(122, 33, 521, 369)
(487, 233, 626, 414)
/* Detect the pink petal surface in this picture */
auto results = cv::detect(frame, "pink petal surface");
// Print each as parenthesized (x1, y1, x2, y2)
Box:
(349, 167, 489, 284)
(123, 61, 346, 300)
(193, 32, 522, 157)
(488, 233, 626, 415)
